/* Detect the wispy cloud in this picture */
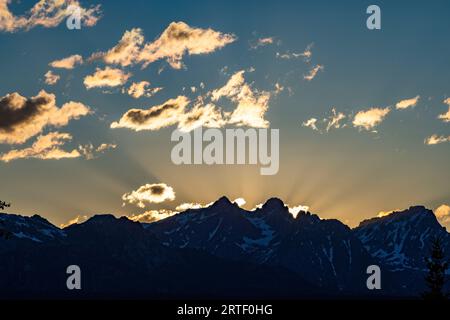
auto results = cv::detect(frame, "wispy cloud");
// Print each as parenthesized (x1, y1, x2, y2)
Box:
(352, 107, 390, 131)
(395, 96, 420, 110)
(304, 64, 324, 81)
(438, 98, 450, 122)
(122, 183, 176, 208)
(126, 81, 163, 99)
(44, 70, 60, 85)
(0, 0, 101, 33)
(250, 37, 274, 49)
(326, 108, 346, 131)
(424, 134, 450, 145)
(0, 90, 90, 144)
(78, 143, 117, 160)
(277, 43, 314, 62)
(0, 132, 80, 163)
(302, 118, 319, 131)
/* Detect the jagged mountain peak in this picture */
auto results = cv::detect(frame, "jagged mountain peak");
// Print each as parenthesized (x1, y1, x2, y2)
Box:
(262, 197, 286, 210)
(357, 205, 437, 228)
(211, 196, 235, 209)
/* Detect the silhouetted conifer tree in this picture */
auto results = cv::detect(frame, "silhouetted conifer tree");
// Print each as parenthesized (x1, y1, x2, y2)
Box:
(422, 237, 448, 300)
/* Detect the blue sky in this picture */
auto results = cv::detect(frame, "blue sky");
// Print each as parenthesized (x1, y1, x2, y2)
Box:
(0, 0, 449, 227)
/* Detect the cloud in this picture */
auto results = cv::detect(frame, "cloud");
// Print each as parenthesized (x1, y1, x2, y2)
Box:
(111, 96, 190, 131)
(251, 37, 274, 49)
(304, 64, 324, 81)
(352, 107, 390, 131)
(178, 103, 226, 132)
(84, 67, 131, 89)
(277, 43, 313, 62)
(288, 204, 310, 218)
(233, 198, 246, 207)
(138, 21, 236, 69)
(395, 96, 420, 110)
(302, 118, 319, 131)
(78, 142, 116, 160)
(274, 83, 284, 95)
(424, 134, 450, 145)
(122, 183, 176, 208)
(435, 204, 450, 227)
(0, 132, 80, 162)
(126, 81, 163, 99)
(90, 28, 144, 67)
(49, 54, 83, 69)
(44, 70, 60, 85)
(438, 98, 450, 122)
(127, 209, 178, 223)
(326, 108, 346, 131)
(60, 214, 88, 228)
(211, 70, 271, 128)
(0, 0, 101, 33)
(113, 71, 271, 132)
(377, 209, 400, 218)
(0, 90, 90, 144)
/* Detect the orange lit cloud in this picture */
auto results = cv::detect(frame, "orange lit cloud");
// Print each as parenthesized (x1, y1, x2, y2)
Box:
(44, 70, 60, 85)
(395, 96, 420, 110)
(353, 107, 390, 131)
(84, 67, 131, 89)
(0, 90, 90, 144)
(0, 132, 80, 162)
(138, 21, 236, 69)
(49, 54, 83, 69)
(122, 183, 176, 208)
(0, 0, 101, 33)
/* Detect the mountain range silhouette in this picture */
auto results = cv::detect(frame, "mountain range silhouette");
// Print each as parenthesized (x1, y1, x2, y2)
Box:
(0, 197, 449, 299)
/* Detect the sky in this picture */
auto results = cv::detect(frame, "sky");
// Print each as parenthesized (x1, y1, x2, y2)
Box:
(0, 0, 449, 228)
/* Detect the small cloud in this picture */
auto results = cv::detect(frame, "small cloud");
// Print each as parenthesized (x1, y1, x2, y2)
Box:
(377, 209, 400, 218)
(424, 134, 450, 145)
(250, 37, 274, 49)
(49, 54, 83, 70)
(276, 43, 313, 62)
(60, 215, 89, 228)
(78, 143, 117, 160)
(304, 64, 324, 81)
(302, 118, 319, 131)
(288, 204, 310, 218)
(126, 81, 163, 99)
(44, 71, 60, 85)
(274, 82, 284, 95)
(438, 98, 450, 122)
(435, 204, 450, 227)
(122, 183, 176, 208)
(84, 67, 131, 89)
(233, 198, 246, 207)
(326, 108, 346, 131)
(395, 96, 420, 110)
(352, 107, 390, 131)
(0, 132, 81, 163)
